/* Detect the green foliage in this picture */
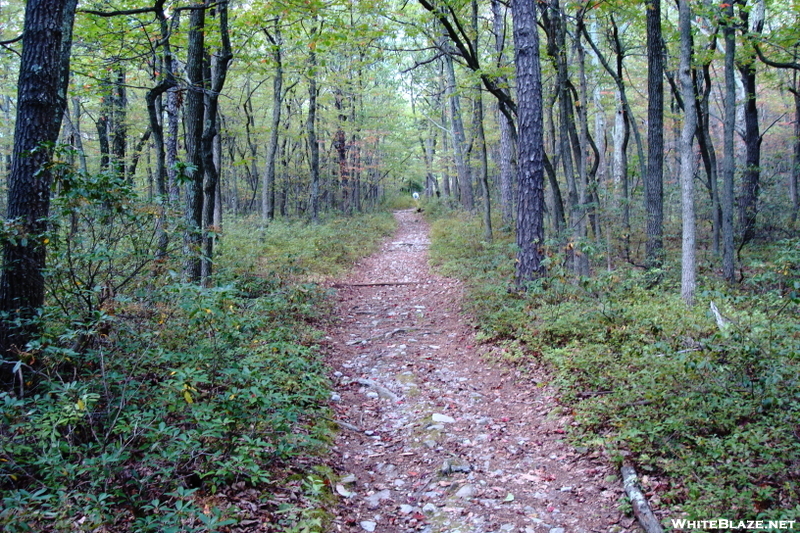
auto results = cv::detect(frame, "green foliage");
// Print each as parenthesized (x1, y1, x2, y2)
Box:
(0, 172, 394, 530)
(216, 212, 395, 283)
(429, 213, 800, 519)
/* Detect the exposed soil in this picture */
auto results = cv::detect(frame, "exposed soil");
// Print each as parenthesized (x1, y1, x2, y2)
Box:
(321, 210, 636, 533)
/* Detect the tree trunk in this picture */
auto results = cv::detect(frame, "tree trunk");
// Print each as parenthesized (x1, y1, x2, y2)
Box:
(0, 0, 75, 389)
(200, 2, 232, 284)
(791, 82, 800, 227)
(492, 0, 515, 226)
(645, 0, 664, 272)
(262, 24, 283, 223)
(737, 1, 764, 247)
(183, 4, 206, 283)
(696, 59, 721, 255)
(472, 0, 492, 241)
(308, 23, 321, 223)
(722, 2, 736, 282)
(443, 50, 474, 211)
(678, 0, 697, 306)
(112, 67, 127, 180)
(513, 0, 546, 284)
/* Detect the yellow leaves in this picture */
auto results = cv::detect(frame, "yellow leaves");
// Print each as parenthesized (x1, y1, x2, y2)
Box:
(182, 383, 197, 404)
(76, 398, 86, 411)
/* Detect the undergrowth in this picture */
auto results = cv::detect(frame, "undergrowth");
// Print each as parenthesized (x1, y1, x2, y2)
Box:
(427, 211, 800, 523)
(0, 167, 395, 531)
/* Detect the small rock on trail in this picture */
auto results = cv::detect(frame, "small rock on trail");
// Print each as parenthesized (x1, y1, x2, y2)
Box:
(322, 210, 631, 533)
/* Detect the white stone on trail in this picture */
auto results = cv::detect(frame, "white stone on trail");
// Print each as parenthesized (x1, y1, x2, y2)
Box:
(336, 484, 353, 497)
(360, 520, 377, 532)
(364, 489, 391, 509)
(455, 484, 476, 499)
(399, 504, 415, 515)
(422, 502, 438, 514)
(432, 413, 455, 423)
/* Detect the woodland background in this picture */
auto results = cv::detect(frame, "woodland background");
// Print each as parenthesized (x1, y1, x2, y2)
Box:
(0, 0, 798, 530)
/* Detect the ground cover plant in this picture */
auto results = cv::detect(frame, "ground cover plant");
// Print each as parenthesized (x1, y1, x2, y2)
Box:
(426, 205, 800, 523)
(0, 168, 395, 532)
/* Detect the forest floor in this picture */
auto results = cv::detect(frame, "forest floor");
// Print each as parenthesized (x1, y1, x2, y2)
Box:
(321, 210, 636, 533)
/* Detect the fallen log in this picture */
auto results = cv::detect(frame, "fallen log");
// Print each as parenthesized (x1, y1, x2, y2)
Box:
(621, 465, 664, 533)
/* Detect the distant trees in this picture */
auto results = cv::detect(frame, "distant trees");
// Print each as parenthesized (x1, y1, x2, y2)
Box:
(1, 0, 800, 374)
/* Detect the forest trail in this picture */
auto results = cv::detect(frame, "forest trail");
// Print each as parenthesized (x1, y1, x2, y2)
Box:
(322, 210, 634, 533)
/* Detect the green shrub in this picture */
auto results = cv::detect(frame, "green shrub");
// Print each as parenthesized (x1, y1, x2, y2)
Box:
(0, 166, 395, 531)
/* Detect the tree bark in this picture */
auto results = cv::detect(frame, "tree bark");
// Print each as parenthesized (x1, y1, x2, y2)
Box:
(308, 22, 321, 223)
(183, 3, 206, 283)
(792, 82, 800, 227)
(645, 0, 664, 272)
(722, 2, 736, 282)
(443, 49, 474, 211)
(737, 1, 764, 247)
(513, 0, 546, 284)
(199, 1, 232, 284)
(0, 0, 75, 389)
(492, 0, 515, 226)
(678, 0, 697, 306)
(472, 0, 492, 241)
(262, 23, 283, 223)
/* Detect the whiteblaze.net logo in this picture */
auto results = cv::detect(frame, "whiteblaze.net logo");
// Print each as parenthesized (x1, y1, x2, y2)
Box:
(671, 519, 797, 531)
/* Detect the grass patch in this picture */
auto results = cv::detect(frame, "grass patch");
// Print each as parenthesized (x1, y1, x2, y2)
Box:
(428, 213, 800, 522)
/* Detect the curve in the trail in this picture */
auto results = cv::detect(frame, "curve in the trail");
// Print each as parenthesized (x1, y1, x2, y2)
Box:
(322, 210, 631, 533)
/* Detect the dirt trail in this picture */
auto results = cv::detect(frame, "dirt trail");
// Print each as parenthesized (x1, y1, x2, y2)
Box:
(322, 210, 633, 533)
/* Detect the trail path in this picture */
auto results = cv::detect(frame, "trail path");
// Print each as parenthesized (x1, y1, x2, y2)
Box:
(322, 210, 633, 533)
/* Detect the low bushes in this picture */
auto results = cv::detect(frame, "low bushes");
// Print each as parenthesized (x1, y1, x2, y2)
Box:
(0, 169, 395, 532)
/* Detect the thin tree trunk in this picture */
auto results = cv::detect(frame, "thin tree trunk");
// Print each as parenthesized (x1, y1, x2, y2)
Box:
(722, 2, 736, 282)
(263, 23, 283, 222)
(308, 23, 320, 223)
(645, 0, 664, 272)
(443, 50, 474, 211)
(473, 0, 492, 241)
(183, 3, 205, 283)
(492, 0, 515, 226)
(678, 0, 697, 306)
(791, 82, 800, 227)
(696, 59, 721, 255)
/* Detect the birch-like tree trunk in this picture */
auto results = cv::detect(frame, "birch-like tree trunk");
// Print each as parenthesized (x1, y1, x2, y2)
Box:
(263, 23, 283, 223)
(472, 0, 492, 241)
(678, 0, 697, 306)
(491, 0, 515, 226)
(443, 50, 474, 211)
